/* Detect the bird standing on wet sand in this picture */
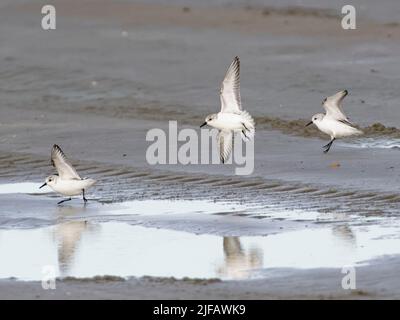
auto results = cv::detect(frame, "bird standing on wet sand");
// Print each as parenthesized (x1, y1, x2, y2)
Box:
(200, 56, 255, 163)
(40, 144, 96, 205)
(306, 90, 363, 153)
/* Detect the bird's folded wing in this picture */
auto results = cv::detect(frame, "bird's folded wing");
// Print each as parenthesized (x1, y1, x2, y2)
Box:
(220, 56, 242, 114)
(338, 119, 357, 128)
(51, 144, 81, 180)
(218, 130, 233, 164)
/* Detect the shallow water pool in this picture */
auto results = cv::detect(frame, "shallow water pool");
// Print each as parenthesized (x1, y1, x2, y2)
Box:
(0, 221, 399, 281)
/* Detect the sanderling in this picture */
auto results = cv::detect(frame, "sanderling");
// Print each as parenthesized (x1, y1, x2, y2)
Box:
(200, 56, 255, 163)
(306, 90, 363, 153)
(40, 144, 96, 205)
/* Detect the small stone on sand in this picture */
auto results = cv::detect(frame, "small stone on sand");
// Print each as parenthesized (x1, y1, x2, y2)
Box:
(329, 162, 341, 169)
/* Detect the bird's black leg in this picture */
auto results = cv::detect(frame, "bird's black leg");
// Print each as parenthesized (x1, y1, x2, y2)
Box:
(242, 130, 249, 140)
(57, 198, 72, 205)
(322, 140, 331, 149)
(82, 189, 88, 203)
(322, 138, 335, 153)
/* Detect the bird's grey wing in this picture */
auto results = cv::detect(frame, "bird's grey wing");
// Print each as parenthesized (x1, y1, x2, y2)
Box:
(51, 144, 81, 180)
(220, 56, 241, 114)
(322, 90, 350, 122)
(338, 119, 357, 128)
(217, 130, 233, 164)
(324, 102, 349, 122)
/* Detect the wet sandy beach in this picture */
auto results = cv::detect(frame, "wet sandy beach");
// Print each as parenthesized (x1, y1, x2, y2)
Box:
(1, 0, 400, 299)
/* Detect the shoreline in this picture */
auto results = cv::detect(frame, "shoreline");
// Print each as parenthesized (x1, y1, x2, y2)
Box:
(1, 254, 400, 299)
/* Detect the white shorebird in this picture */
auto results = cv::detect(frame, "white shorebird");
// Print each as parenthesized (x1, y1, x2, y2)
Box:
(306, 90, 363, 153)
(200, 56, 255, 163)
(40, 144, 96, 204)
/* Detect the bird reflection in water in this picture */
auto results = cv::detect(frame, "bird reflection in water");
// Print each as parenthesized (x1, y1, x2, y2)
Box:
(217, 237, 263, 279)
(52, 206, 98, 276)
(332, 224, 356, 247)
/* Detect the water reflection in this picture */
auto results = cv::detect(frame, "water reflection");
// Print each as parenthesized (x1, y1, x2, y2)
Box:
(217, 237, 263, 279)
(54, 221, 88, 275)
(0, 221, 399, 281)
(332, 224, 356, 247)
(52, 206, 98, 276)
(56, 205, 87, 218)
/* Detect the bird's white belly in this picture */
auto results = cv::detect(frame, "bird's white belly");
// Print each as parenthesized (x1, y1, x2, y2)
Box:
(316, 120, 334, 138)
(212, 113, 246, 131)
(318, 118, 361, 139)
(50, 179, 95, 196)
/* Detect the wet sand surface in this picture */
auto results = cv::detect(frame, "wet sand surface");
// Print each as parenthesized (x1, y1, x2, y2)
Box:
(1, 0, 400, 299)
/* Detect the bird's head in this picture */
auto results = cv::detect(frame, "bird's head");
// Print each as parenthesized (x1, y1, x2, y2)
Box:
(200, 113, 217, 128)
(306, 113, 325, 127)
(40, 175, 58, 189)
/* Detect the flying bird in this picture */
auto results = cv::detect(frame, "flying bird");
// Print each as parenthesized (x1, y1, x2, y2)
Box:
(40, 144, 96, 204)
(200, 56, 255, 163)
(306, 90, 363, 153)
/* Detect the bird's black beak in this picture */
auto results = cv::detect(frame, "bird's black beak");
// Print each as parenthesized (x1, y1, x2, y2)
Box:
(200, 122, 207, 128)
(305, 121, 313, 127)
(39, 182, 47, 189)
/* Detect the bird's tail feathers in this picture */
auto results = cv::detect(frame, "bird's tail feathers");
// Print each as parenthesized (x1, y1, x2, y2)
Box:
(83, 178, 97, 187)
(240, 110, 255, 140)
(353, 127, 364, 136)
